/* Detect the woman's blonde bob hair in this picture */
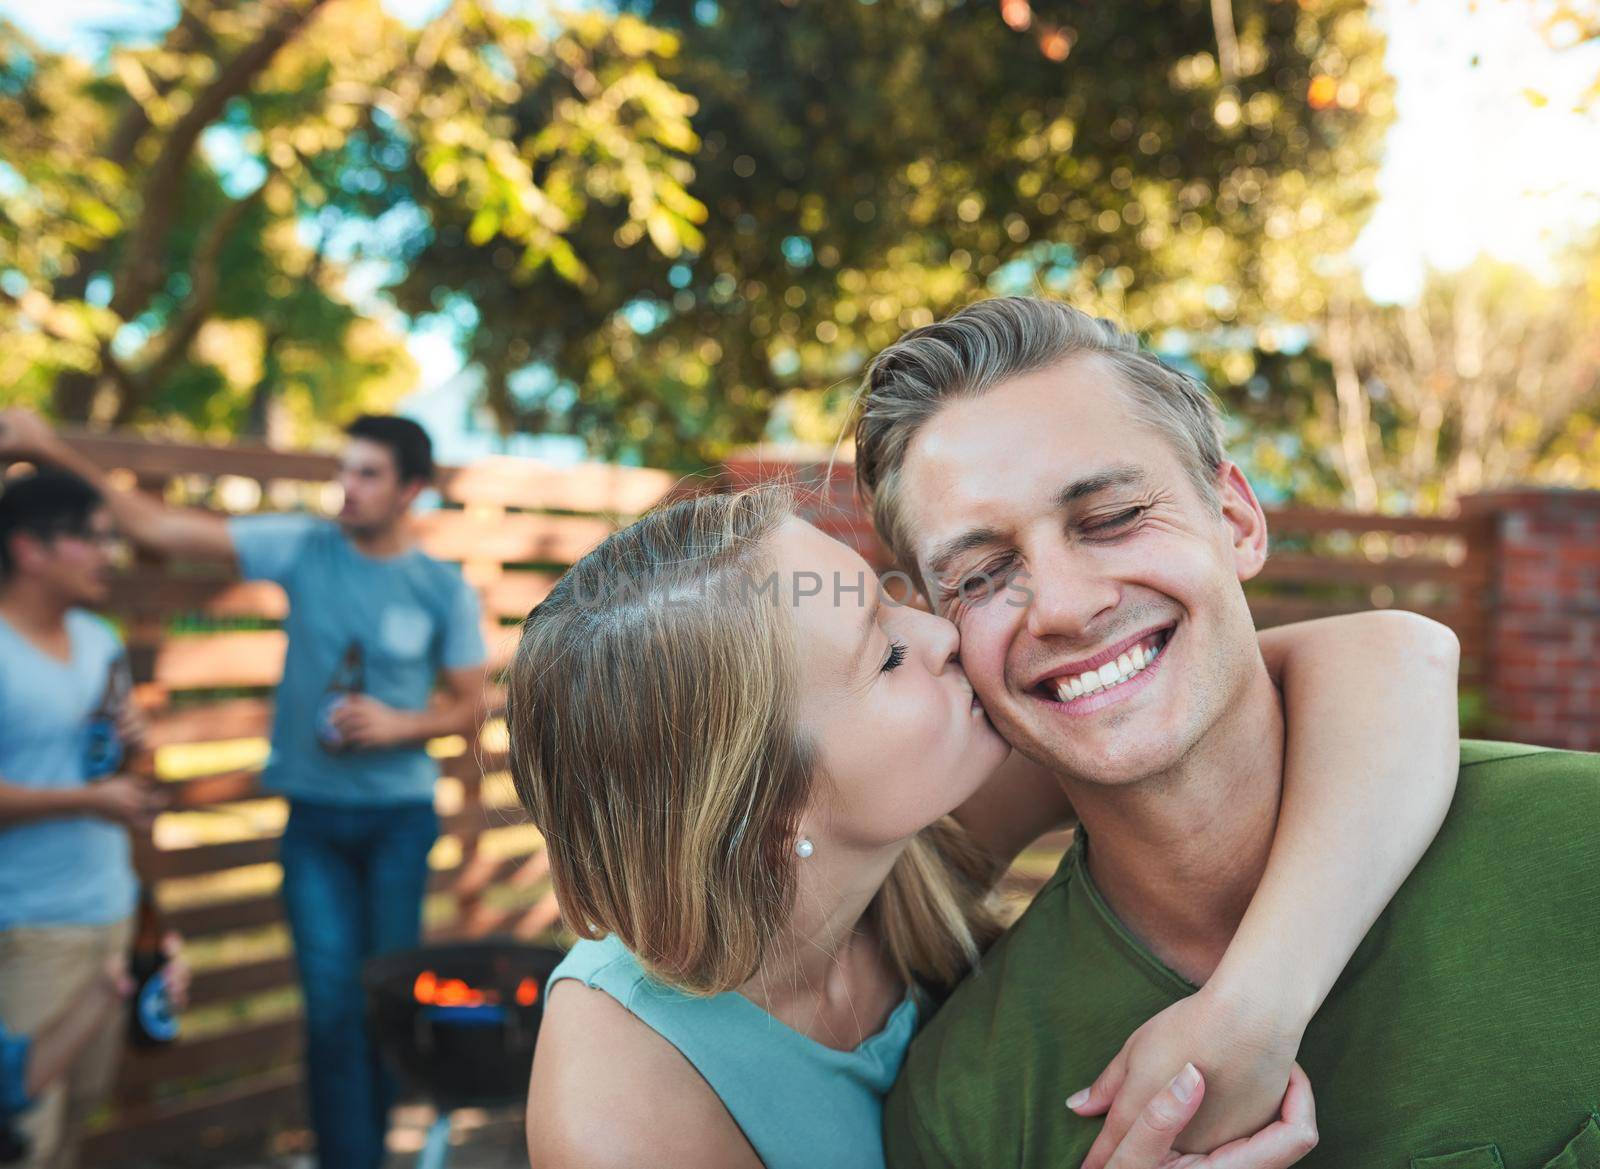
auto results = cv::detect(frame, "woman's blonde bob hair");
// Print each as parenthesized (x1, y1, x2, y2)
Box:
(507, 484, 1001, 997)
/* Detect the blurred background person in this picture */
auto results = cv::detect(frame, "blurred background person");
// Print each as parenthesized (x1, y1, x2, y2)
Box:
(0, 409, 491, 1169)
(0, 469, 169, 1169)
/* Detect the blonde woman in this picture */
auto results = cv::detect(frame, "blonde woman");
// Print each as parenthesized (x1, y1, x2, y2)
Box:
(509, 488, 1458, 1169)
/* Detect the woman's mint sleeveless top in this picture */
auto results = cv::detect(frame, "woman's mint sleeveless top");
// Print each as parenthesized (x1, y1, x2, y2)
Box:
(546, 935, 920, 1169)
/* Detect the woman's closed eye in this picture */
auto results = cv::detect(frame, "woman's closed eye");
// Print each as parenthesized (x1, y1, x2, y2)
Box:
(881, 639, 908, 673)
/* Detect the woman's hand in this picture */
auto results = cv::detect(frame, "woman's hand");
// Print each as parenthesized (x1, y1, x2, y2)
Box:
(1087, 1061, 1317, 1169)
(1070, 984, 1303, 1169)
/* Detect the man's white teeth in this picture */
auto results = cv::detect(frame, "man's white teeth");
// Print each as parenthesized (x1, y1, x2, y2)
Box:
(1050, 635, 1166, 704)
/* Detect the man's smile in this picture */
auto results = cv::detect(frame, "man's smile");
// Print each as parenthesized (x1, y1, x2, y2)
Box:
(1024, 624, 1176, 716)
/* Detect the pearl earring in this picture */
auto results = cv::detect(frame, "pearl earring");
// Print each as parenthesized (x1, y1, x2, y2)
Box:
(794, 837, 814, 859)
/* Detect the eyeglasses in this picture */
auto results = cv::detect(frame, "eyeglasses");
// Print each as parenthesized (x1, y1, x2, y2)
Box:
(55, 528, 125, 549)
(53, 529, 131, 564)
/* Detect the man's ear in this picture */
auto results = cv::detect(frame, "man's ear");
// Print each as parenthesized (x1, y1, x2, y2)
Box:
(399, 479, 427, 511)
(6, 530, 47, 576)
(1214, 462, 1269, 583)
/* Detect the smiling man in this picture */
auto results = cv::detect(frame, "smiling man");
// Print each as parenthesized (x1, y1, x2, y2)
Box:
(858, 298, 1600, 1168)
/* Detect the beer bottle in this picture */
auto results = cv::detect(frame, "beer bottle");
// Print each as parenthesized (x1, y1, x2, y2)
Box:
(128, 886, 179, 1047)
(315, 641, 365, 753)
(83, 652, 133, 779)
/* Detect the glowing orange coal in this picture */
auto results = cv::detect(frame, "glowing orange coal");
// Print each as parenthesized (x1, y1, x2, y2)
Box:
(411, 970, 541, 1008)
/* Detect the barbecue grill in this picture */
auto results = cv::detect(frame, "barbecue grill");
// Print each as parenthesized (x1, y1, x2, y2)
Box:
(364, 940, 566, 1169)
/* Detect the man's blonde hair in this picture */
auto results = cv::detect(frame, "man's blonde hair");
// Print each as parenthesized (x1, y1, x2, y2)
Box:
(854, 297, 1227, 581)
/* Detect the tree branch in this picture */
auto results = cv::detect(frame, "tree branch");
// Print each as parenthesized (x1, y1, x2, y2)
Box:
(116, 179, 270, 421)
(242, 227, 328, 438)
(1324, 300, 1381, 510)
(109, 0, 333, 323)
(49, 10, 212, 306)
(1211, 0, 1240, 83)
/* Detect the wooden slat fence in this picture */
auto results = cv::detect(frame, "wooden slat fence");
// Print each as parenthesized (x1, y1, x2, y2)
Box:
(1248, 507, 1493, 689)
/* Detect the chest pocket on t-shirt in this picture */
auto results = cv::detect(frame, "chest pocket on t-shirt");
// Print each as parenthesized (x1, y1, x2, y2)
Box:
(378, 603, 433, 661)
(1410, 1115, 1600, 1169)
(1413, 1147, 1506, 1169)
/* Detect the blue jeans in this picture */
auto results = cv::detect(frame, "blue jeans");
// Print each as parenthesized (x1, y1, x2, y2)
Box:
(280, 797, 437, 1169)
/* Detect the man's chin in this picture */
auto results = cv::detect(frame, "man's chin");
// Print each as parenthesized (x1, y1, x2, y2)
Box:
(1003, 714, 1188, 788)
(75, 583, 111, 608)
(1061, 745, 1178, 788)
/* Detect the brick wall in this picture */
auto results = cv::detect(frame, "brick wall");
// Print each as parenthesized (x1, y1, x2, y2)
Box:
(1465, 490, 1600, 752)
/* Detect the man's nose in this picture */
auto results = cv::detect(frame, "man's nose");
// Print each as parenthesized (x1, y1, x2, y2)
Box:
(1023, 545, 1120, 642)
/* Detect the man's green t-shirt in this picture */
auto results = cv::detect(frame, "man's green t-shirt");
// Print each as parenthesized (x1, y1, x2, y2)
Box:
(884, 741, 1600, 1169)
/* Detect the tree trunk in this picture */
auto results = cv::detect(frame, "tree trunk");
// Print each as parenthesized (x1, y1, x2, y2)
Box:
(51, 0, 332, 423)
(1325, 303, 1380, 511)
(243, 331, 286, 439)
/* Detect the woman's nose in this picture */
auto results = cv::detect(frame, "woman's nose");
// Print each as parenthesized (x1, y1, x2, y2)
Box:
(916, 609, 962, 673)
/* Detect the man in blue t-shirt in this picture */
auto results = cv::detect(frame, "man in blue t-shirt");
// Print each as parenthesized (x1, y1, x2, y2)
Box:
(0, 410, 491, 1169)
(0, 469, 166, 1169)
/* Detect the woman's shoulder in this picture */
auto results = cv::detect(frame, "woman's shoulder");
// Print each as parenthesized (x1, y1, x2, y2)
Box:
(528, 967, 762, 1169)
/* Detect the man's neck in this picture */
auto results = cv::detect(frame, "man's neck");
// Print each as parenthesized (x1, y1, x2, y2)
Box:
(0, 581, 71, 637)
(1063, 663, 1286, 984)
(343, 518, 414, 559)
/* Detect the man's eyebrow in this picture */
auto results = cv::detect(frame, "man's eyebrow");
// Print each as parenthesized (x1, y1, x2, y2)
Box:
(925, 526, 1006, 581)
(1054, 465, 1147, 508)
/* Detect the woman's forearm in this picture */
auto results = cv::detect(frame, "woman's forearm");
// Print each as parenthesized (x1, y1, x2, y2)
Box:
(1210, 610, 1460, 1026)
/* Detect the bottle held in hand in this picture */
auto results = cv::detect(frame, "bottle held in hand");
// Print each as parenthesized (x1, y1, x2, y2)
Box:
(316, 641, 365, 753)
(128, 888, 179, 1048)
(84, 652, 133, 779)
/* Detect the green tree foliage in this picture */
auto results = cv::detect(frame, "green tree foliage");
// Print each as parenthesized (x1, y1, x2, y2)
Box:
(7, 0, 1590, 509)
(391, 0, 1391, 471)
(0, 0, 703, 441)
